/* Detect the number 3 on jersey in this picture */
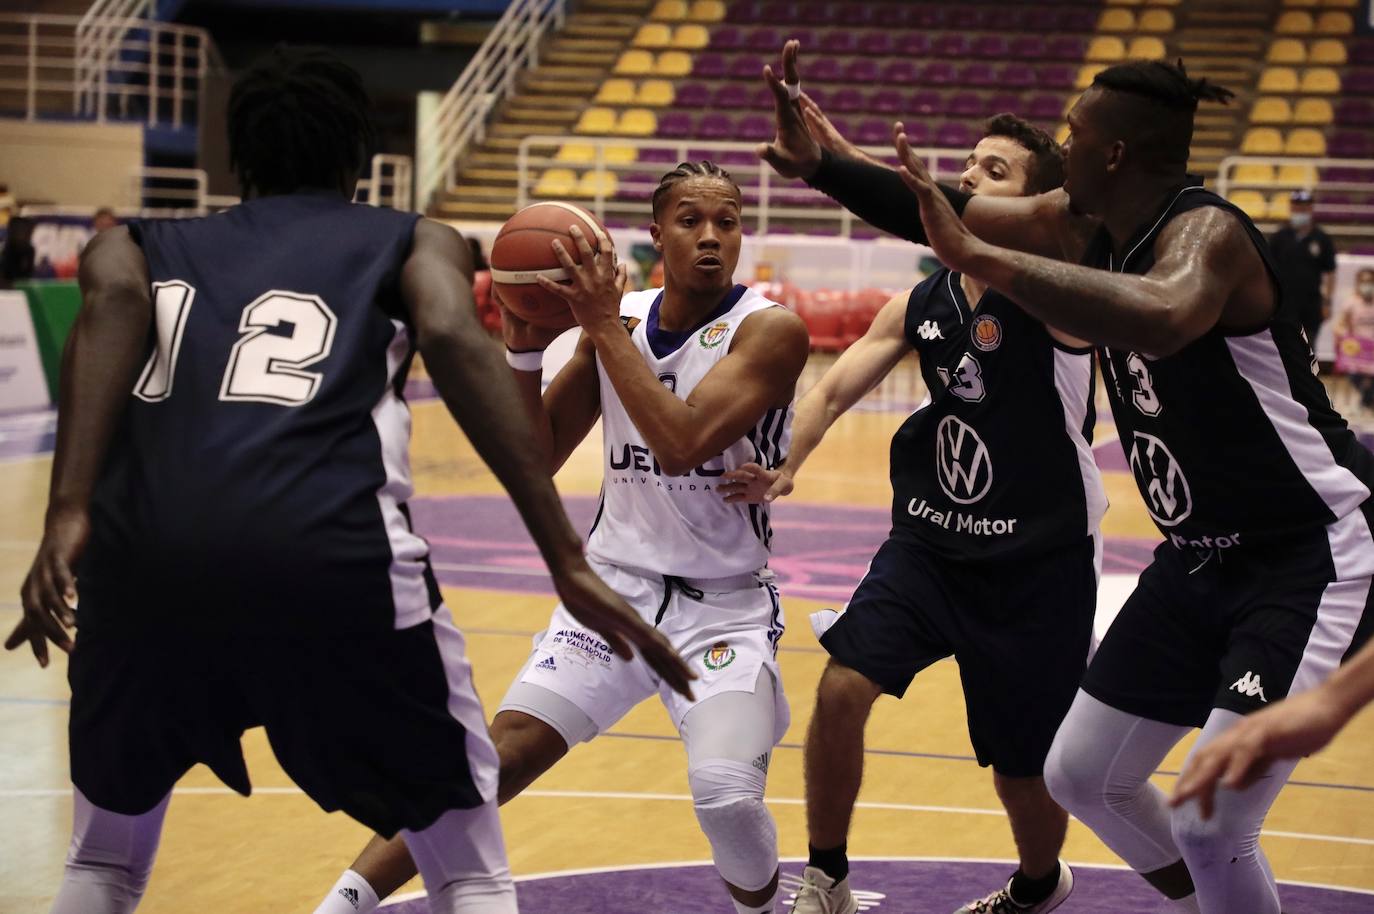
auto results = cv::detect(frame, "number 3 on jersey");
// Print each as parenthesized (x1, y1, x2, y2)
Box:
(135, 284, 338, 406)
(1126, 352, 1162, 417)
(935, 353, 986, 403)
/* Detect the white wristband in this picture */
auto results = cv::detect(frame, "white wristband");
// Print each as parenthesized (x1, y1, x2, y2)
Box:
(505, 348, 544, 372)
(786, 81, 802, 101)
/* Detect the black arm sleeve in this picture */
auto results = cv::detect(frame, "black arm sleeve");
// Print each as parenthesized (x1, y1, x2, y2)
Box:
(804, 148, 970, 244)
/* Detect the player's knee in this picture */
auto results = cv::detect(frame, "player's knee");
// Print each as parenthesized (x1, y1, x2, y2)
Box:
(815, 661, 881, 721)
(688, 759, 778, 891)
(1042, 729, 1101, 816)
(1170, 800, 1258, 862)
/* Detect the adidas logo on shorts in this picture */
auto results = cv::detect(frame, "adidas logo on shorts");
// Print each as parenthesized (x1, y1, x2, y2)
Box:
(1230, 671, 1267, 702)
(535, 655, 557, 672)
(340, 887, 360, 909)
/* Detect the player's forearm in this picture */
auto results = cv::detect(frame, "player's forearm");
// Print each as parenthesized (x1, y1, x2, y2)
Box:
(781, 382, 847, 481)
(807, 150, 968, 245)
(506, 366, 558, 474)
(1322, 638, 1374, 725)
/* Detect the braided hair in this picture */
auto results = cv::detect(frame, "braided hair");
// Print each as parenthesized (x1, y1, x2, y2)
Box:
(1089, 59, 1233, 170)
(651, 161, 742, 219)
(228, 48, 376, 198)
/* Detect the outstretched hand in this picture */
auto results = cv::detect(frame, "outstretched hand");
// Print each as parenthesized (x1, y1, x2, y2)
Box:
(799, 93, 877, 166)
(757, 40, 822, 180)
(719, 462, 794, 504)
(892, 122, 983, 274)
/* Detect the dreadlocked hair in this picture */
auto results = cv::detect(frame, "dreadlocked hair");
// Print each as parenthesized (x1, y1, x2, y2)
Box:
(228, 48, 376, 197)
(651, 161, 742, 219)
(1088, 59, 1231, 171)
(1092, 59, 1234, 111)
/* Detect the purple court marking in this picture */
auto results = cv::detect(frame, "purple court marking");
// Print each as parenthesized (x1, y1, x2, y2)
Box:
(412, 495, 1160, 606)
(380, 859, 1374, 913)
(0, 409, 56, 461)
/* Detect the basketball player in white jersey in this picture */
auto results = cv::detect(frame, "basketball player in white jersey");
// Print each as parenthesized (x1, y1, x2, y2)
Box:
(316, 162, 811, 914)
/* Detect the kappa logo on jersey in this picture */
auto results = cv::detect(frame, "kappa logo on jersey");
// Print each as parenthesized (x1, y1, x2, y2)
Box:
(339, 887, 360, 909)
(1128, 432, 1193, 527)
(1231, 671, 1268, 702)
(703, 641, 736, 670)
(971, 314, 1002, 352)
(915, 320, 944, 341)
(935, 415, 994, 505)
(699, 320, 731, 349)
(659, 372, 678, 393)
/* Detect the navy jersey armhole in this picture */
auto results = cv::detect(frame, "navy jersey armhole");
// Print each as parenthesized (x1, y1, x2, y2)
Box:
(902, 270, 944, 349)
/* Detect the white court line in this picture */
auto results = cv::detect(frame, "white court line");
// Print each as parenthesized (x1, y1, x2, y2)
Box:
(4, 786, 1374, 849)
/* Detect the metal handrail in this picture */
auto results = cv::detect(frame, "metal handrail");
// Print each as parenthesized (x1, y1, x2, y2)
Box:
(415, 0, 565, 211)
(355, 155, 415, 210)
(1216, 155, 1374, 195)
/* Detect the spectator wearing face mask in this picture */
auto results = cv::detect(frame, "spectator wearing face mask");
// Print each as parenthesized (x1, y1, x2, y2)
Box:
(1336, 267, 1374, 414)
(1269, 189, 1337, 352)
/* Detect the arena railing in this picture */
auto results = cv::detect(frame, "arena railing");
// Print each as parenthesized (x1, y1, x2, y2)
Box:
(355, 155, 415, 211)
(1217, 155, 1374, 236)
(415, 0, 565, 212)
(514, 135, 968, 238)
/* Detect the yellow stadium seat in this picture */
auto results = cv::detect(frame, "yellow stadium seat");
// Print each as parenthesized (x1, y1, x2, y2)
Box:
(1241, 127, 1284, 154)
(614, 49, 655, 75)
(1228, 190, 1269, 221)
(1283, 0, 1318, 6)
(1251, 97, 1293, 124)
(1062, 93, 1082, 116)
(1285, 127, 1326, 155)
(672, 24, 710, 49)
(687, 0, 726, 21)
(1075, 64, 1107, 90)
(603, 144, 638, 164)
(636, 79, 675, 106)
(1138, 8, 1174, 31)
(1276, 10, 1315, 32)
(1107, 0, 1142, 5)
(1087, 36, 1127, 62)
(1308, 39, 1348, 63)
(1258, 67, 1300, 92)
(574, 107, 617, 134)
(616, 108, 657, 136)
(1294, 97, 1334, 124)
(1268, 193, 1292, 220)
(595, 79, 636, 104)
(1315, 10, 1354, 33)
(1300, 67, 1341, 93)
(576, 170, 619, 199)
(1322, 0, 1357, 7)
(1277, 163, 1319, 186)
(650, 0, 688, 19)
(535, 168, 578, 197)
(1144, 0, 1180, 6)
(1055, 124, 1070, 145)
(1098, 8, 1136, 30)
(633, 23, 673, 48)
(654, 50, 693, 77)
(555, 144, 595, 163)
(1232, 163, 1276, 185)
(1128, 36, 1167, 59)
(1267, 38, 1307, 63)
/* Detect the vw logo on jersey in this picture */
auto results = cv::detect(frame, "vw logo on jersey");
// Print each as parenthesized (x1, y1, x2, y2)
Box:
(935, 416, 993, 505)
(1128, 431, 1193, 527)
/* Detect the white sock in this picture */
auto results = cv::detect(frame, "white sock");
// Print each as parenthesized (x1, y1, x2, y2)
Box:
(1166, 895, 1201, 914)
(314, 869, 380, 914)
(732, 889, 778, 914)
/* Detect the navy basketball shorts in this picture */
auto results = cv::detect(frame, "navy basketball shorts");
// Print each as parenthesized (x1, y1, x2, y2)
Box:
(1083, 511, 1374, 728)
(66, 605, 499, 838)
(820, 534, 1098, 778)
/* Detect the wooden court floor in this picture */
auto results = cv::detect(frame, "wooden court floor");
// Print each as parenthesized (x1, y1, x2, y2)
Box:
(2, 357, 1373, 913)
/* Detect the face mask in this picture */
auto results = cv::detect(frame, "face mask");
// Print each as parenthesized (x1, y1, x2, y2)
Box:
(1360, 283, 1374, 300)
(1290, 212, 1312, 230)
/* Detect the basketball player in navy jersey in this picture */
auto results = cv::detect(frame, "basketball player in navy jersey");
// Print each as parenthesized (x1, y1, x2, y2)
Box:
(761, 43, 1374, 914)
(7, 51, 691, 914)
(317, 163, 811, 914)
(728, 105, 1097, 914)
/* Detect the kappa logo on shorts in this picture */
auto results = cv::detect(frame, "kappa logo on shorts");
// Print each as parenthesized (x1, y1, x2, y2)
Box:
(535, 655, 558, 672)
(340, 887, 360, 909)
(1231, 671, 1268, 702)
(699, 320, 731, 349)
(703, 641, 736, 671)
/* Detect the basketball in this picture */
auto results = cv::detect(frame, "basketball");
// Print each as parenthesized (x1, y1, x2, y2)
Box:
(489, 202, 613, 329)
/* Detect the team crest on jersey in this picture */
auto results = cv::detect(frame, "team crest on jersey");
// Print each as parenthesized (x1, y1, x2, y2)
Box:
(699, 321, 731, 349)
(703, 641, 736, 670)
(971, 314, 1002, 352)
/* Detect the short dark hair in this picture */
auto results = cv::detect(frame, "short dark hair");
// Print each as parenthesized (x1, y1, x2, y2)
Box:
(1090, 59, 1233, 171)
(228, 48, 375, 197)
(651, 161, 742, 220)
(983, 113, 1065, 195)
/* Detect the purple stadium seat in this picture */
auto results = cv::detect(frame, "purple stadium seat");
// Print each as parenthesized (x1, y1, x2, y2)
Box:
(854, 118, 891, 145)
(675, 82, 711, 107)
(932, 34, 969, 58)
(936, 123, 975, 148)
(880, 59, 919, 84)
(710, 27, 743, 50)
(1347, 70, 1374, 95)
(807, 56, 842, 82)
(1329, 132, 1370, 157)
(639, 147, 677, 163)
(870, 88, 903, 114)
(760, 1, 797, 22)
(834, 2, 873, 26)
(1025, 8, 1061, 31)
(895, 33, 930, 57)
(1351, 41, 1374, 66)
(729, 55, 759, 79)
(872, 5, 909, 29)
(799, 2, 834, 24)
(1027, 94, 1064, 121)
(1038, 65, 1075, 89)
(950, 7, 990, 30)
(715, 149, 757, 166)
(658, 111, 694, 139)
(971, 35, 1009, 60)
(819, 30, 856, 54)
(986, 93, 1022, 118)
(802, 85, 829, 108)
(844, 58, 879, 83)
(1046, 36, 1086, 60)
(697, 112, 733, 140)
(713, 83, 750, 108)
(745, 28, 780, 52)
(961, 63, 999, 88)
(786, 28, 817, 48)
(825, 114, 853, 137)
(619, 173, 657, 202)
(1008, 36, 1046, 61)
(1059, 9, 1097, 32)
(1323, 166, 1364, 183)
(947, 93, 984, 118)
(996, 7, 1027, 31)
(1001, 63, 1037, 89)
(901, 122, 932, 146)
(909, 90, 945, 116)
(921, 61, 957, 86)
(857, 31, 894, 57)
(747, 84, 775, 109)
(692, 53, 726, 78)
(830, 87, 865, 112)
(1337, 100, 1374, 127)
(911, 6, 947, 29)
(738, 114, 773, 141)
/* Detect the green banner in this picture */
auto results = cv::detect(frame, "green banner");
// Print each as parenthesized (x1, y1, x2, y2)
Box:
(14, 280, 81, 400)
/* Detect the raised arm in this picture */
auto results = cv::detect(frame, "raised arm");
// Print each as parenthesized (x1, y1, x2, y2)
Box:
(6, 227, 151, 666)
(403, 219, 693, 695)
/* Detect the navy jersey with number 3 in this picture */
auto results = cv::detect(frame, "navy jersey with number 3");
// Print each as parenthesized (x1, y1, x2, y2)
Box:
(81, 193, 438, 633)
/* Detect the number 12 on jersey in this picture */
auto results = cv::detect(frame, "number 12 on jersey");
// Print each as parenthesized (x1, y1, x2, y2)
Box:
(134, 283, 339, 406)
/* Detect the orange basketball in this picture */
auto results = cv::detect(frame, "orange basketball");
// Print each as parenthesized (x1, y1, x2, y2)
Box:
(489, 202, 613, 329)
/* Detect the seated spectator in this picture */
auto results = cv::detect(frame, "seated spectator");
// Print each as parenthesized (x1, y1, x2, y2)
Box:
(1335, 267, 1374, 417)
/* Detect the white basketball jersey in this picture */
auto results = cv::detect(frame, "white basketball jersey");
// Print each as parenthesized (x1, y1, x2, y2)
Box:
(586, 285, 792, 578)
